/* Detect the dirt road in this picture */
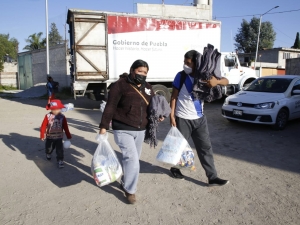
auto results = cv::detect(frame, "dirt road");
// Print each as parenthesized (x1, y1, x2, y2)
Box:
(0, 97, 299, 225)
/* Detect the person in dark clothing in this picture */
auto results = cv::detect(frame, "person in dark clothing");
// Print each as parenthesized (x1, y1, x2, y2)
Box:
(169, 50, 229, 186)
(46, 76, 55, 104)
(99, 60, 163, 204)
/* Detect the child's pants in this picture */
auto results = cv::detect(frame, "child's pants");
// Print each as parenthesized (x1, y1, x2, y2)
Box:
(45, 138, 63, 161)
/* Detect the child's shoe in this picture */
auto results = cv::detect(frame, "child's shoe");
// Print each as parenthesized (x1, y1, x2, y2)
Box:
(58, 160, 64, 168)
(46, 154, 51, 161)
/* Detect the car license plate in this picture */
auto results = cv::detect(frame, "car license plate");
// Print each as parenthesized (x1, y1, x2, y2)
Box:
(233, 110, 243, 116)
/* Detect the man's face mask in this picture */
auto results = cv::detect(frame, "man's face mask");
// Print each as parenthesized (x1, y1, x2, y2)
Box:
(183, 64, 193, 75)
(134, 74, 147, 85)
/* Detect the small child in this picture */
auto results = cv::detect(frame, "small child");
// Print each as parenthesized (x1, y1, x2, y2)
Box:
(40, 100, 72, 168)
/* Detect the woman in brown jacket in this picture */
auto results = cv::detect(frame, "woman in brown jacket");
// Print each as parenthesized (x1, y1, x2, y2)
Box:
(99, 60, 161, 204)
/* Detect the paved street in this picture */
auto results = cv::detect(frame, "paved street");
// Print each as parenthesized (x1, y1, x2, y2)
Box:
(0, 97, 299, 225)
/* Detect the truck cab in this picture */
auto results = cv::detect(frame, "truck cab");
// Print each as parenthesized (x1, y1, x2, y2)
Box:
(221, 52, 257, 95)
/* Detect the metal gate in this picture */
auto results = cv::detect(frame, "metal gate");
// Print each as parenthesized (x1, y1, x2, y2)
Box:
(72, 13, 108, 80)
(18, 54, 33, 90)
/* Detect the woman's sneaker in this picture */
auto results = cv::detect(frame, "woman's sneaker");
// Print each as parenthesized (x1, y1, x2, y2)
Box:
(46, 154, 51, 161)
(170, 168, 185, 180)
(58, 160, 64, 168)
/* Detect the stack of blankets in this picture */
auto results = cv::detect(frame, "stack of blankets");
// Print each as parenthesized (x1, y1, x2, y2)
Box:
(144, 95, 171, 148)
(193, 44, 223, 102)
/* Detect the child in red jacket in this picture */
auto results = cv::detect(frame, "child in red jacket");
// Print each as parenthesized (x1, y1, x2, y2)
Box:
(40, 100, 72, 168)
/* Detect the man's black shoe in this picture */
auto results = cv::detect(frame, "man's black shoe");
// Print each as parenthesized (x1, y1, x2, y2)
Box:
(208, 177, 229, 187)
(170, 168, 185, 180)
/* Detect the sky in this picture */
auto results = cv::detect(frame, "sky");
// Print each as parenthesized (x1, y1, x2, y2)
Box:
(0, 0, 299, 53)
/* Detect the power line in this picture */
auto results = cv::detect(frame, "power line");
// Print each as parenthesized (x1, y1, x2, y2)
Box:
(215, 8, 300, 19)
(273, 26, 294, 40)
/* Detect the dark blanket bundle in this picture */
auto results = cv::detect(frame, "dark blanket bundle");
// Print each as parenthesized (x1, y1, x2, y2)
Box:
(144, 95, 171, 148)
(193, 44, 223, 102)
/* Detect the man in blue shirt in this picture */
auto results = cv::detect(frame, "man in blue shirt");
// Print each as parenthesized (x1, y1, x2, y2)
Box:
(170, 50, 229, 186)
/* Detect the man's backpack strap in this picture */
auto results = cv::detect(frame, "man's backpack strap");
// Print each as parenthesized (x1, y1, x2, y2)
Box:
(178, 70, 187, 92)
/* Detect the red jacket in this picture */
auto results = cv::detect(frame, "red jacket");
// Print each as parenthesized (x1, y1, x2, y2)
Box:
(40, 113, 72, 139)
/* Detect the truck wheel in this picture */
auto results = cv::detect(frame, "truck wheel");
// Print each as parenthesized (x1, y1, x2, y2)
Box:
(152, 85, 171, 102)
(272, 109, 288, 130)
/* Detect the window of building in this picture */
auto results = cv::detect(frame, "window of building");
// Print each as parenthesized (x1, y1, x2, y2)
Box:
(283, 52, 291, 59)
(297, 54, 300, 58)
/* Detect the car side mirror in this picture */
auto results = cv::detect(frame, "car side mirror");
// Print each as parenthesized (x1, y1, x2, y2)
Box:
(292, 90, 300, 95)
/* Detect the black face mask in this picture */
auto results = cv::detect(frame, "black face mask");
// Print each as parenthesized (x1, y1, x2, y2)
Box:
(134, 74, 147, 85)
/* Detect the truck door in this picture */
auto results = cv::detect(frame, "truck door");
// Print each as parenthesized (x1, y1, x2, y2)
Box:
(72, 13, 108, 81)
(222, 54, 240, 85)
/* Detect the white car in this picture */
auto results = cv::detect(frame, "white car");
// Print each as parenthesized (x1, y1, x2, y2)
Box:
(222, 75, 300, 130)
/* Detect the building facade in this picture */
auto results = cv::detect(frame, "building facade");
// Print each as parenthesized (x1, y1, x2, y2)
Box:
(238, 48, 300, 69)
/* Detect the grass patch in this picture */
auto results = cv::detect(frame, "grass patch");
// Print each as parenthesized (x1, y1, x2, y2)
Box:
(39, 87, 73, 100)
(0, 85, 18, 92)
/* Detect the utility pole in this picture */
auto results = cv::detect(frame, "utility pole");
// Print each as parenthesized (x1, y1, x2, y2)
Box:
(45, 0, 49, 77)
(254, 6, 279, 72)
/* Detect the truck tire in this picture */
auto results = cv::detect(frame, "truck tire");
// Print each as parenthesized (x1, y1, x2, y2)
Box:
(152, 84, 171, 102)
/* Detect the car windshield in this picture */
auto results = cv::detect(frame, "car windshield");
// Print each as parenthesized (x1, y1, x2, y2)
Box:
(245, 78, 292, 93)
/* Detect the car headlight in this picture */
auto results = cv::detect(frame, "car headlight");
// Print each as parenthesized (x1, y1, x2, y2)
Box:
(254, 102, 275, 109)
(224, 98, 229, 105)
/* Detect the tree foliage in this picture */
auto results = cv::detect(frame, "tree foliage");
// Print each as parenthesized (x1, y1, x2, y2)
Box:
(49, 23, 63, 46)
(292, 32, 300, 49)
(0, 34, 19, 71)
(23, 32, 46, 51)
(235, 17, 276, 53)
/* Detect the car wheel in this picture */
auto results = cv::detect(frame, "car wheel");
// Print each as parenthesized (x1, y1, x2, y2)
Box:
(272, 109, 288, 130)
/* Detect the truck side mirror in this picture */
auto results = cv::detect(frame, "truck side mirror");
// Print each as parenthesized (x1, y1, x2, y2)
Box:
(292, 90, 300, 95)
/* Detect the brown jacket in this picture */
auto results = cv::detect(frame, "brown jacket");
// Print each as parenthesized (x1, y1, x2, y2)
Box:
(100, 77, 154, 130)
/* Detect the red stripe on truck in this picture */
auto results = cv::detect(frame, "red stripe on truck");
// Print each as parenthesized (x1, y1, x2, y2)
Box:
(108, 15, 220, 34)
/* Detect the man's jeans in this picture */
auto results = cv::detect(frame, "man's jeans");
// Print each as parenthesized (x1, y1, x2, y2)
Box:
(176, 116, 218, 180)
(114, 130, 145, 194)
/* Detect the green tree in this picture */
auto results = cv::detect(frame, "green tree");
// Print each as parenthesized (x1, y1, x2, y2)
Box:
(235, 17, 276, 53)
(0, 34, 19, 71)
(23, 32, 46, 51)
(292, 32, 300, 49)
(49, 23, 63, 46)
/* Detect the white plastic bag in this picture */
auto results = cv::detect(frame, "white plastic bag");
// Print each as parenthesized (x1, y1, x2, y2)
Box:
(100, 101, 106, 112)
(156, 127, 196, 170)
(156, 127, 188, 165)
(99, 101, 107, 124)
(91, 133, 122, 187)
(63, 140, 71, 149)
(174, 144, 196, 170)
(61, 103, 74, 112)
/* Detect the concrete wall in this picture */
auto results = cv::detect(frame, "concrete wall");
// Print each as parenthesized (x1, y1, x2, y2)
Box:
(31, 44, 70, 87)
(286, 58, 300, 75)
(0, 62, 18, 87)
(137, 3, 212, 20)
(278, 51, 300, 69)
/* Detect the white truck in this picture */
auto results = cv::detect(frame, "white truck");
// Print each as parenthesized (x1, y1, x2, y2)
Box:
(67, 9, 257, 101)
